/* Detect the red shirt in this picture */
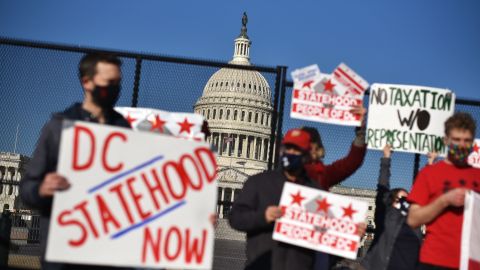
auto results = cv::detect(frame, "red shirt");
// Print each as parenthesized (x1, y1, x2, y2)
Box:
(408, 161, 480, 268)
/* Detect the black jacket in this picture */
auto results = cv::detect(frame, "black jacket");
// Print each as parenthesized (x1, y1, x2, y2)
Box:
(20, 103, 130, 270)
(361, 158, 422, 270)
(229, 169, 318, 270)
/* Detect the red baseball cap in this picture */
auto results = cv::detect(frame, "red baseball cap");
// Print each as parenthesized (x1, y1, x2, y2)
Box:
(282, 128, 311, 152)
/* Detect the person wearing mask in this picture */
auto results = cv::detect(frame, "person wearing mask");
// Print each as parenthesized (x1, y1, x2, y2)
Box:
(229, 128, 318, 270)
(407, 112, 480, 270)
(20, 53, 131, 270)
(361, 145, 422, 270)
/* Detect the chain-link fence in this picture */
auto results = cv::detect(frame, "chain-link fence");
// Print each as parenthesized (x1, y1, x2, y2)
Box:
(1, 38, 480, 269)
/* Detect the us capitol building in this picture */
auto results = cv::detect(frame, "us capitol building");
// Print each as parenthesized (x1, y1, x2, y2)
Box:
(194, 13, 274, 219)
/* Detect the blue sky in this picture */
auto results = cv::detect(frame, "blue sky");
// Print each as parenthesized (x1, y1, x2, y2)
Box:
(1, 0, 479, 189)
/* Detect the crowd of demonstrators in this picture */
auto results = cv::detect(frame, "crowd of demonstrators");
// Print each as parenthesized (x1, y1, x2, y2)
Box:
(19, 53, 132, 270)
(361, 144, 423, 270)
(407, 112, 480, 270)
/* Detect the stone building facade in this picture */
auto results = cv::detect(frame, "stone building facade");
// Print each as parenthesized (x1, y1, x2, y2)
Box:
(0, 152, 30, 211)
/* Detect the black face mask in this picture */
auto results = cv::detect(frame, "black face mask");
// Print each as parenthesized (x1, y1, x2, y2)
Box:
(91, 83, 121, 109)
(281, 153, 305, 174)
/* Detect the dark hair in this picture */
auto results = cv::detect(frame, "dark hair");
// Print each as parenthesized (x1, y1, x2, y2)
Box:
(387, 188, 408, 206)
(78, 53, 122, 81)
(301, 126, 323, 148)
(444, 112, 476, 138)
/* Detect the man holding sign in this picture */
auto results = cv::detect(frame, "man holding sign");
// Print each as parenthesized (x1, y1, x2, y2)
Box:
(20, 53, 131, 270)
(407, 112, 480, 269)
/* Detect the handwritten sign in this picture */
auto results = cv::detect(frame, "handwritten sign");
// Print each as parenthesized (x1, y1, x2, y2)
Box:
(367, 83, 455, 154)
(460, 191, 480, 270)
(272, 182, 367, 259)
(468, 139, 480, 169)
(115, 107, 205, 141)
(46, 121, 217, 269)
(290, 63, 368, 126)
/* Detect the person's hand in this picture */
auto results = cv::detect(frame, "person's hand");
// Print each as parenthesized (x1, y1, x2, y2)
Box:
(265, 206, 283, 223)
(209, 213, 218, 228)
(427, 152, 438, 165)
(442, 188, 467, 207)
(356, 222, 367, 237)
(39, 173, 70, 197)
(383, 144, 392, 158)
(349, 105, 367, 124)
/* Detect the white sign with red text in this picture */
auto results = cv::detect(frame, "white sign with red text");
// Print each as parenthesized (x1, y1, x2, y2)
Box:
(460, 191, 480, 270)
(115, 107, 205, 141)
(272, 182, 368, 259)
(290, 63, 368, 126)
(46, 121, 217, 269)
(468, 139, 480, 169)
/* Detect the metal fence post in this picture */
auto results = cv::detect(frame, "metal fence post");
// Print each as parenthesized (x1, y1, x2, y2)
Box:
(272, 66, 288, 169)
(131, 57, 143, 108)
(413, 153, 420, 183)
(0, 210, 12, 267)
(267, 67, 283, 170)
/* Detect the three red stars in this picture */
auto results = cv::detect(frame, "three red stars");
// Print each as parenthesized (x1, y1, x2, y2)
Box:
(342, 203, 357, 219)
(290, 190, 306, 206)
(302, 80, 314, 89)
(316, 197, 331, 214)
(125, 114, 136, 127)
(150, 115, 167, 132)
(177, 117, 194, 134)
(323, 79, 336, 92)
(473, 143, 479, 153)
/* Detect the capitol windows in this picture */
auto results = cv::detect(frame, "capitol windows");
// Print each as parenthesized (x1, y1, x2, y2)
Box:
(249, 84, 251, 89)
(248, 112, 252, 122)
(234, 110, 238, 121)
(237, 136, 244, 157)
(237, 82, 240, 88)
(263, 139, 269, 161)
(213, 109, 217, 119)
(241, 111, 245, 121)
(255, 113, 258, 124)
(226, 109, 231, 120)
(261, 113, 265, 125)
(219, 109, 223, 120)
(207, 109, 210, 119)
(243, 83, 246, 88)
(220, 82, 223, 87)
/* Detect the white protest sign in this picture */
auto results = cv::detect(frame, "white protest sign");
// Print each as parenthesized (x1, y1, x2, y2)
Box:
(115, 107, 205, 141)
(272, 182, 367, 259)
(46, 121, 217, 269)
(290, 63, 368, 126)
(291, 64, 322, 83)
(468, 139, 480, 169)
(460, 191, 480, 270)
(367, 84, 455, 154)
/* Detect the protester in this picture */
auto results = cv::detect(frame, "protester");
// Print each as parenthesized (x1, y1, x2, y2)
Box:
(20, 53, 131, 270)
(301, 105, 368, 270)
(361, 144, 422, 270)
(407, 112, 480, 269)
(229, 128, 318, 270)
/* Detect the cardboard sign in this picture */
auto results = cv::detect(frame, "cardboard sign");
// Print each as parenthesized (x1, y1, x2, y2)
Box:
(290, 63, 368, 126)
(460, 191, 480, 270)
(468, 139, 480, 169)
(367, 84, 455, 154)
(272, 182, 368, 259)
(46, 121, 217, 269)
(115, 107, 205, 141)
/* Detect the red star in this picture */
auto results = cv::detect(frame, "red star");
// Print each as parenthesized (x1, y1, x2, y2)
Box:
(290, 190, 306, 206)
(150, 115, 167, 132)
(302, 80, 314, 89)
(323, 79, 336, 92)
(125, 114, 136, 127)
(342, 203, 357, 219)
(177, 117, 195, 134)
(316, 197, 331, 213)
(473, 143, 479, 153)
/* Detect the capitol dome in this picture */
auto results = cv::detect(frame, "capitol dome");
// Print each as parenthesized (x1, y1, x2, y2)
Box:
(194, 13, 273, 184)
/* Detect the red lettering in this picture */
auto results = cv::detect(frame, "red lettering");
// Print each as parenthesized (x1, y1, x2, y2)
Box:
(142, 227, 162, 263)
(126, 176, 152, 220)
(72, 125, 95, 171)
(185, 229, 207, 264)
(57, 210, 88, 247)
(194, 147, 217, 183)
(180, 154, 203, 190)
(165, 226, 182, 261)
(109, 183, 135, 224)
(142, 169, 170, 211)
(74, 200, 99, 239)
(95, 194, 121, 234)
(102, 131, 127, 173)
(163, 161, 187, 200)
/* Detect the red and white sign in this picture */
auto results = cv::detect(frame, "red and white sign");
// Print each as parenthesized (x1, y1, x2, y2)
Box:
(290, 63, 368, 126)
(272, 182, 368, 259)
(46, 121, 217, 269)
(115, 107, 205, 141)
(460, 191, 480, 270)
(468, 139, 480, 169)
